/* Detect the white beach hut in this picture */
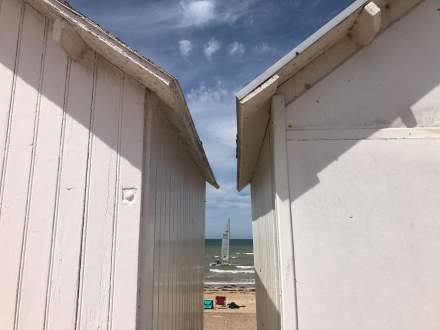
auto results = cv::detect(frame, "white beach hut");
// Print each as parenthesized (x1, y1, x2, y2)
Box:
(0, 0, 218, 329)
(236, 0, 440, 329)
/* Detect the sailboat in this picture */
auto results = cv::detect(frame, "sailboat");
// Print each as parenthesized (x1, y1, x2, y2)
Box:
(221, 218, 230, 263)
(210, 218, 230, 266)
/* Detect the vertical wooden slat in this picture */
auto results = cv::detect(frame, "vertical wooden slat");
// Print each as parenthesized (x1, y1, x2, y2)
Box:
(160, 137, 167, 330)
(251, 126, 281, 329)
(161, 132, 170, 330)
(46, 53, 96, 330)
(171, 138, 176, 330)
(164, 137, 171, 330)
(0, 5, 45, 329)
(201, 183, 206, 330)
(150, 106, 160, 330)
(111, 77, 144, 330)
(272, 94, 299, 330)
(184, 158, 190, 329)
(155, 125, 164, 330)
(77, 58, 122, 329)
(165, 129, 170, 330)
(0, 0, 23, 187)
(152, 114, 162, 330)
(137, 101, 206, 329)
(15, 16, 48, 325)
(137, 90, 156, 330)
(17, 19, 69, 330)
(177, 160, 183, 330)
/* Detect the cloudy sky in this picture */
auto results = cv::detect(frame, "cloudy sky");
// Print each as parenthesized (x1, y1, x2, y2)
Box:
(69, 0, 354, 238)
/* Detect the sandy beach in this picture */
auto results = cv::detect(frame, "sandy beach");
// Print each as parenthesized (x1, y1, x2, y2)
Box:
(203, 286, 256, 330)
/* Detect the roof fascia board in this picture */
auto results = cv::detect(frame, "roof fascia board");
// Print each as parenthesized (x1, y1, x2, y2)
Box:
(236, 0, 424, 190)
(236, 0, 369, 101)
(25, 0, 218, 188)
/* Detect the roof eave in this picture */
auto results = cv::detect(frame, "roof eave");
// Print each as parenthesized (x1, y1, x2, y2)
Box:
(26, 0, 218, 188)
(236, 0, 423, 191)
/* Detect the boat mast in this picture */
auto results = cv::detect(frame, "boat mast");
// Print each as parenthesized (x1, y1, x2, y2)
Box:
(221, 218, 230, 262)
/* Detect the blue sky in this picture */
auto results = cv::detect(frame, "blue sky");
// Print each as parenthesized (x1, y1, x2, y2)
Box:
(68, 0, 354, 238)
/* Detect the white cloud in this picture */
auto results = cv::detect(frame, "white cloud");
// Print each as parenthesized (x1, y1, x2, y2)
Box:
(207, 181, 250, 209)
(180, 0, 258, 28)
(204, 38, 221, 61)
(187, 81, 235, 169)
(179, 39, 193, 57)
(94, 0, 259, 37)
(252, 42, 277, 55)
(187, 80, 252, 237)
(187, 81, 228, 107)
(229, 41, 245, 56)
(181, 0, 215, 26)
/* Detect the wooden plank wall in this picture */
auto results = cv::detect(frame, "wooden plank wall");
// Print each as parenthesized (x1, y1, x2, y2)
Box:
(250, 129, 281, 330)
(280, 2, 440, 329)
(0, 0, 145, 329)
(138, 99, 206, 330)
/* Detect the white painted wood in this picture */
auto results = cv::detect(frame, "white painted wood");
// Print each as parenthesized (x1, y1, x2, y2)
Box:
(254, 2, 440, 329)
(286, 127, 440, 141)
(137, 91, 156, 330)
(137, 105, 205, 330)
(17, 22, 68, 330)
(285, 0, 440, 130)
(77, 58, 122, 330)
(0, 5, 45, 328)
(278, 36, 358, 105)
(46, 53, 96, 330)
(271, 95, 298, 330)
(0, 1, 209, 329)
(236, 0, 423, 189)
(236, 1, 440, 330)
(27, 0, 217, 188)
(238, 75, 279, 191)
(0, 0, 23, 189)
(52, 18, 87, 61)
(111, 76, 144, 330)
(287, 138, 440, 329)
(250, 128, 281, 330)
(350, 2, 382, 46)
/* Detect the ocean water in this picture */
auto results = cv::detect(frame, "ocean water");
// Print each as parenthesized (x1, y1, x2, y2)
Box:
(204, 239, 254, 287)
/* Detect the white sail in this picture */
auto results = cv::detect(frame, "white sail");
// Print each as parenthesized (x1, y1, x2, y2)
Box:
(221, 218, 230, 262)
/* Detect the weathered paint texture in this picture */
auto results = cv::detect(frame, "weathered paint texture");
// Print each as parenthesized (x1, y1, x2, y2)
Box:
(250, 129, 281, 330)
(0, 0, 206, 329)
(247, 0, 440, 329)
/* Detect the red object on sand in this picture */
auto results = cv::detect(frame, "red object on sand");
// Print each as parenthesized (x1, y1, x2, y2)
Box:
(215, 296, 226, 306)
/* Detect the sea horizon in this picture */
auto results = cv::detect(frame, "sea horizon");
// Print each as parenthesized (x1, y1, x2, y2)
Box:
(204, 239, 255, 288)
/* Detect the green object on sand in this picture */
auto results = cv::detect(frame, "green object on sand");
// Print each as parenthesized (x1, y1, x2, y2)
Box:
(203, 299, 214, 310)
